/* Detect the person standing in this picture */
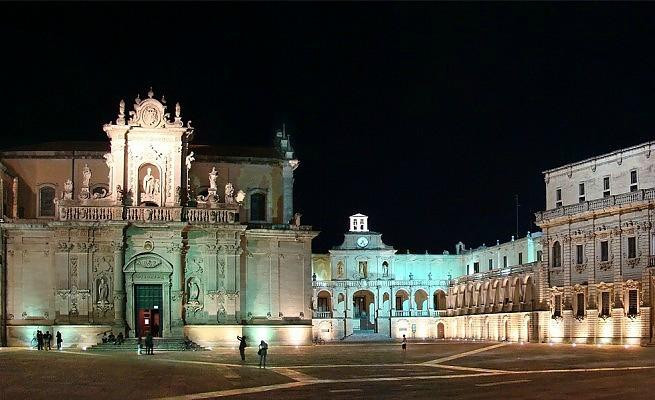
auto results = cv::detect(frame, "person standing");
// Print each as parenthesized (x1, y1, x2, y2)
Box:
(36, 330, 43, 351)
(56, 331, 62, 350)
(237, 335, 247, 362)
(401, 334, 407, 353)
(137, 336, 143, 355)
(258, 340, 268, 368)
(145, 332, 154, 355)
(45, 331, 52, 350)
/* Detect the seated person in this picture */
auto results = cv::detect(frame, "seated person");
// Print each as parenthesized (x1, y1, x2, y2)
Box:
(115, 332, 124, 345)
(107, 332, 116, 343)
(101, 332, 108, 343)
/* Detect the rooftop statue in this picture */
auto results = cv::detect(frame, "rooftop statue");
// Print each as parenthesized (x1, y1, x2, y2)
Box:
(209, 167, 218, 191)
(82, 164, 91, 188)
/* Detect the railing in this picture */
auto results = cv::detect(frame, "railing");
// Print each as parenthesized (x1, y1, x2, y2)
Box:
(453, 261, 538, 285)
(431, 309, 448, 317)
(185, 208, 237, 223)
(393, 310, 411, 317)
(535, 188, 655, 222)
(58, 205, 123, 221)
(312, 279, 450, 289)
(126, 206, 182, 222)
(649, 255, 655, 267)
(313, 311, 333, 319)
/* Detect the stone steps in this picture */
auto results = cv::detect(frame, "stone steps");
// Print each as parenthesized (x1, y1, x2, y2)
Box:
(341, 332, 394, 342)
(86, 338, 205, 352)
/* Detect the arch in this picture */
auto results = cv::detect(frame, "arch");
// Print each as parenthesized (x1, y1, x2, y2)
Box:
(433, 289, 447, 310)
(317, 290, 332, 312)
(502, 315, 510, 341)
(382, 260, 390, 277)
(414, 289, 429, 310)
(37, 184, 56, 217)
(523, 276, 534, 309)
(353, 290, 376, 331)
(436, 322, 445, 339)
(382, 292, 391, 310)
(552, 241, 562, 268)
(512, 278, 521, 304)
(395, 289, 410, 311)
(249, 192, 266, 222)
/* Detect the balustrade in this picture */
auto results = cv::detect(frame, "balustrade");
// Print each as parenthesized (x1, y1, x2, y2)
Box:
(56, 203, 243, 224)
(126, 206, 182, 222)
(58, 205, 123, 221)
(536, 188, 655, 222)
(313, 311, 333, 319)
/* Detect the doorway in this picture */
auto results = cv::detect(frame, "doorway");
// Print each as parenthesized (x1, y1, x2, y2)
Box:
(353, 290, 375, 332)
(135, 284, 163, 338)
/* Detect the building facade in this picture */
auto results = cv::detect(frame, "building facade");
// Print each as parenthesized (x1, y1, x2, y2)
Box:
(0, 89, 317, 348)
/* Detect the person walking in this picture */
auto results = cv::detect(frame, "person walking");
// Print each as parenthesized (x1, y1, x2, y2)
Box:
(36, 330, 43, 351)
(137, 336, 143, 355)
(237, 335, 247, 362)
(145, 332, 154, 355)
(56, 331, 62, 350)
(258, 340, 268, 368)
(401, 334, 407, 353)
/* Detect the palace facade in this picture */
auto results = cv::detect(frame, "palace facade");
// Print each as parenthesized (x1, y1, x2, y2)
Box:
(0, 89, 317, 348)
(312, 142, 655, 345)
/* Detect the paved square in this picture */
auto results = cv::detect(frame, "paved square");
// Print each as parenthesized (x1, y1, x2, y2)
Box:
(1, 341, 654, 399)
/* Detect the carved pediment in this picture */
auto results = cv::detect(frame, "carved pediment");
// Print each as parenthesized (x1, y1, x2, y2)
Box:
(123, 253, 173, 273)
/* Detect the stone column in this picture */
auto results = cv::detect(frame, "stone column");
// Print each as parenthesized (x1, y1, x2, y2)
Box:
(170, 242, 185, 337)
(282, 161, 296, 224)
(112, 242, 126, 328)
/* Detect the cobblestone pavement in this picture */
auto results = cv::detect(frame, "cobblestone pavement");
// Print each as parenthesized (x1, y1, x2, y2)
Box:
(2, 341, 654, 399)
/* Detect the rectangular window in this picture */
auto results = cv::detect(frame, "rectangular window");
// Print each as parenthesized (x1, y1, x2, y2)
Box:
(601, 292, 610, 317)
(395, 296, 403, 310)
(474, 262, 480, 274)
(579, 183, 585, 203)
(466, 265, 470, 275)
(628, 237, 636, 259)
(603, 176, 610, 198)
(600, 240, 609, 262)
(488, 259, 493, 271)
(556, 188, 562, 207)
(576, 244, 584, 265)
(554, 294, 562, 317)
(576, 292, 585, 317)
(503, 256, 507, 268)
(537, 250, 542, 261)
(518, 252, 523, 265)
(628, 290, 638, 315)
(630, 170, 638, 192)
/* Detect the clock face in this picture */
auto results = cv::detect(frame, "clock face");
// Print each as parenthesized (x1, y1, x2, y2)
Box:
(356, 236, 369, 248)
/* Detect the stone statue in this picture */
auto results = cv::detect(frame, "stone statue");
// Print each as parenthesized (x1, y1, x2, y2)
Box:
(383, 262, 389, 277)
(428, 272, 432, 280)
(409, 272, 414, 280)
(98, 277, 109, 303)
(225, 182, 234, 203)
(337, 263, 343, 277)
(293, 213, 302, 227)
(175, 102, 181, 118)
(187, 279, 200, 303)
(153, 178, 160, 195)
(209, 167, 218, 191)
(82, 164, 91, 188)
(185, 151, 195, 171)
(63, 179, 73, 200)
(116, 185, 123, 203)
(119, 100, 125, 117)
(143, 168, 155, 195)
(235, 190, 246, 205)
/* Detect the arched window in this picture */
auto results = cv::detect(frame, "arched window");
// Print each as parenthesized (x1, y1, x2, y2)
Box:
(552, 241, 562, 268)
(250, 192, 266, 221)
(38, 185, 56, 217)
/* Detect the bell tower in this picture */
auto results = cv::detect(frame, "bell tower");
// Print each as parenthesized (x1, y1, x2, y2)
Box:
(349, 213, 369, 232)
(103, 88, 194, 207)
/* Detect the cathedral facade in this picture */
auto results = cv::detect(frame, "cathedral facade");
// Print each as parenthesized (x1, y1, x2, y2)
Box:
(0, 89, 317, 348)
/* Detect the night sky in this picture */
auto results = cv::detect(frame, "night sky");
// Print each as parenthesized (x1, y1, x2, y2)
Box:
(3, 4, 655, 253)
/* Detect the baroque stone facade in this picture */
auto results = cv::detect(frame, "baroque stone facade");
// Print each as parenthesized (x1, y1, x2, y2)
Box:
(0, 89, 316, 348)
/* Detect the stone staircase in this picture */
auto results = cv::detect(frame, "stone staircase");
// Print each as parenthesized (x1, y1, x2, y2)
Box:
(85, 338, 205, 352)
(341, 332, 394, 342)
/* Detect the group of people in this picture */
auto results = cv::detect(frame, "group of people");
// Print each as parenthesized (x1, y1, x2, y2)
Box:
(236, 336, 269, 368)
(34, 330, 63, 350)
(101, 331, 125, 345)
(138, 332, 155, 355)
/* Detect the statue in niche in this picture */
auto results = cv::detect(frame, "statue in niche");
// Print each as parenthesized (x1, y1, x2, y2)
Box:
(63, 179, 73, 200)
(209, 167, 218, 191)
(98, 277, 109, 304)
(187, 279, 200, 304)
(337, 262, 344, 277)
(143, 167, 155, 196)
(225, 182, 235, 203)
(82, 164, 91, 188)
(383, 262, 389, 277)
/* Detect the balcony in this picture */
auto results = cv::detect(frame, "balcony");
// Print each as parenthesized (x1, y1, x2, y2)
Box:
(535, 188, 655, 223)
(313, 311, 333, 319)
(312, 279, 451, 289)
(55, 202, 240, 224)
(452, 261, 538, 285)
